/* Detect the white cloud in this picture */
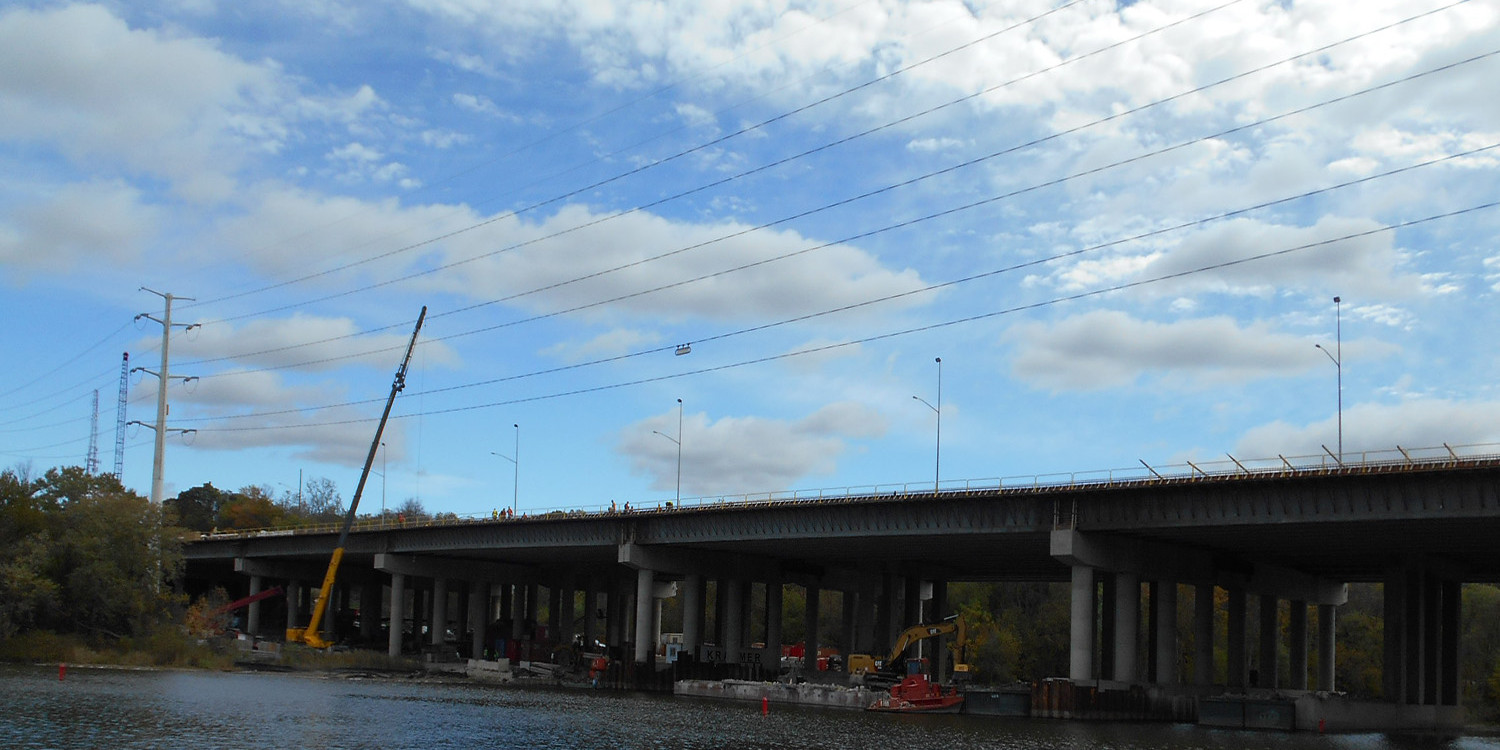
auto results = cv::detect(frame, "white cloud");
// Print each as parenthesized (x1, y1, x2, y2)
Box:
(167, 313, 460, 373)
(1004, 310, 1397, 392)
(618, 401, 888, 496)
(453, 92, 507, 118)
(1234, 398, 1500, 459)
(543, 328, 663, 362)
(0, 4, 287, 202)
(427, 203, 928, 323)
(0, 180, 158, 277)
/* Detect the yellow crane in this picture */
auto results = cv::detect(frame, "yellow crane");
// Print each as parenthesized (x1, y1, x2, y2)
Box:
(287, 307, 425, 649)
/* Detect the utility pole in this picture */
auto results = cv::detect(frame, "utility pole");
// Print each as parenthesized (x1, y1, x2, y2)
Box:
(130, 289, 198, 503)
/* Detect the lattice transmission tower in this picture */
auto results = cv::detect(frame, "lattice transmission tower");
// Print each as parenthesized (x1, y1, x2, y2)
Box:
(113, 352, 129, 479)
(86, 390, 100, 474)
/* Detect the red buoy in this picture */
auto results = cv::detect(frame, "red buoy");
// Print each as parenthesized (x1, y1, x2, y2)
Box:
(58, 663, 66, 680)
(762, 696, 769, 715)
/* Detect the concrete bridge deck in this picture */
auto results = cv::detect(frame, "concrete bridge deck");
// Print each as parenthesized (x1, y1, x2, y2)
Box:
(183, 447, 1500, 730)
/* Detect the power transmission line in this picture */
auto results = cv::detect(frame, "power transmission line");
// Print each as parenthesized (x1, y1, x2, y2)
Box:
(176, 46, 1499, 383)
(171, 1, 1475, 375)
(190, 201, 1500, 435)
(160, 143, 1496, 426)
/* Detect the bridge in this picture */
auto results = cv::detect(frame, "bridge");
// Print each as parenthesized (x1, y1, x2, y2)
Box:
(183, 443, 1500, 729)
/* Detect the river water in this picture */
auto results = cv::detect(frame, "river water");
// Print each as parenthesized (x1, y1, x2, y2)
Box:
(3, 665, 1499, 750)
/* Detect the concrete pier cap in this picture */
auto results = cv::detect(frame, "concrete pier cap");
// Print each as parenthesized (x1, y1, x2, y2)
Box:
(1049, 529, 1346, 605)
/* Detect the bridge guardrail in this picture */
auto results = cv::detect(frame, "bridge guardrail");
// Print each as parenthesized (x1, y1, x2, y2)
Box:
(194, 441, 1500, 540)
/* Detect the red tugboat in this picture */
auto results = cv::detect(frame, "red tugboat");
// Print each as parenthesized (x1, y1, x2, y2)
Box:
(867, 657, 965, 713)
(859, 615, 972, 714)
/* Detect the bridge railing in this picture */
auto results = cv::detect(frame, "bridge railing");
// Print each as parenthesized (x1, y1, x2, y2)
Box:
(196, 441, 1500, 540)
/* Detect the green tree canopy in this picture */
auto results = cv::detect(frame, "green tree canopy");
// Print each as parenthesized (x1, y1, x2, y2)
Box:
(167, 483, 227, 532)
(0, 466, 183, 640)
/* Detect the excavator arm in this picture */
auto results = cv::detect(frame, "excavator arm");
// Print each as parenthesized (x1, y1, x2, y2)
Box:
(861, 614, 970, 677)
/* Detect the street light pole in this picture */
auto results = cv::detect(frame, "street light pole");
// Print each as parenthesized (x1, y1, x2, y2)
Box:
(1315, 296, 1342, 463)
(913, 357, 942, 494)
(653, 398, 683, 504)
(492, 424, 519, 515)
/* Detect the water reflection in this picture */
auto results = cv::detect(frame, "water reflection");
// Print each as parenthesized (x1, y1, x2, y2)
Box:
(2, 665, 1496, 750)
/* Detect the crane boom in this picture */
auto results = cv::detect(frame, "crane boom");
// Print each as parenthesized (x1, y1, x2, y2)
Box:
(288, 307, 426, 648)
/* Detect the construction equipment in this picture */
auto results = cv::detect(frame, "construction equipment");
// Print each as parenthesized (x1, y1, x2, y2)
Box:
(857, 614, 971, 713)
(215, 586, 285, 619)
(287, 307, 425, 648)
(848, 614, 971, 681)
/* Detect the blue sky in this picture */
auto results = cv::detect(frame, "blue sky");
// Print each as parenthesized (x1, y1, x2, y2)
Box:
(2, 0, 1498, 518)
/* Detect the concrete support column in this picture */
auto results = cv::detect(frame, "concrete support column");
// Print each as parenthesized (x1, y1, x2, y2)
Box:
(1258, 595, 1280, 688)
(247, 575, 263, 636)
(764, 579, 784, 672)
(841, 591, 857, 663)
(583, 588, 599, 648)
(858, 588, 878, 653)
(804, 584, 821, 672)
(634, 568, 655, 664)
(549, 586, 562, 645)
(1152, 581, 1177, 685)
(903, 576, 923, 624)
(1288, 600, 1309, 690)
(560, 584, 576, 644)
(512, 584, 527, 640)
(1423, 571, 1441, 705)
(607, 583, 625, 647)
(286, 579, 302, 636)
(1069, 565, 1096, 681)
(1318, 603, 1336, 692)
(431, 577, 448, 647)
(1384, 568, 1406, 700)
(360, 579, 381, 644)
(525, 583, 540, 636)
(1404, 569, 1425, 704)
(469, 584, 488, 659)
(932, 581, 949, 684)
(878, 573, 897, 649)
(720, 579, 732, 645)
(321, 584, 338, 642)
(904, 576, 924, 661)
(739, 582, 754, 649)
(1099, 573, 1116, 680)
(388, 573, 405, 657)
(1113, 571, 1139, 683)
(722, 579, 744, 660)
(1441, 580, 1461, 706)
(1194, 583, 1214, 686)
(1227, 588, 1247, 688)
(682, 574, 703, 658)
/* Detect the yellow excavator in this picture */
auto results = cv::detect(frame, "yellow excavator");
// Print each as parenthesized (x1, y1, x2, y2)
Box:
(287, 307, 425, 649)
(848, 613, 971, 681)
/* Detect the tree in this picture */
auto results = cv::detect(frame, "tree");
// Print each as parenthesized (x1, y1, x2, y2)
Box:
(395, 497, 428, 521)
(303, 476, 343, 520)
(217, 487, 286, 530)
(31, 467, 184, 638)
(167, 483, 227, 532)
(0, 467, 60, 639)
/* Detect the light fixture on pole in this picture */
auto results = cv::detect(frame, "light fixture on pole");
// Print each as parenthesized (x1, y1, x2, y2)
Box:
(912, 356, 942, 495)
(653, 398, 683, 504)
(1315, 296, 1342, 463)
(491, 423, 519, 515)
